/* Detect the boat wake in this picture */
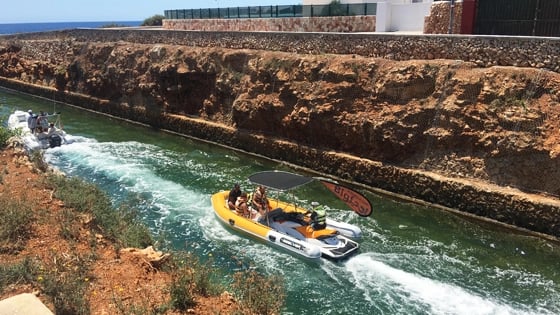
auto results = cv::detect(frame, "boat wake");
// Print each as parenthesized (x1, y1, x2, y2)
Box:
(345, 253, 554, 315)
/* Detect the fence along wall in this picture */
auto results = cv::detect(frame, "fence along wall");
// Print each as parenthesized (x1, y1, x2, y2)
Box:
(163, 3, 377, 33)
(164, 3, 377, 19)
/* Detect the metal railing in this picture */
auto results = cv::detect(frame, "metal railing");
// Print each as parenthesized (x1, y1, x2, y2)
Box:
(164, 3, 377, 20)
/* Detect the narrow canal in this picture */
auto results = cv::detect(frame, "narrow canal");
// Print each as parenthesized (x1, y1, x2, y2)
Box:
(2, 88, 559, 314)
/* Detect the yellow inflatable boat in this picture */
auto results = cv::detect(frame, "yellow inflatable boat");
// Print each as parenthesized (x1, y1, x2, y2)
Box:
(211, 171, 366, 260)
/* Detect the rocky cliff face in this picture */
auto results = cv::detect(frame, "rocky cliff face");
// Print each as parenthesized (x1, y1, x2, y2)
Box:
(2, 36, 560, 237)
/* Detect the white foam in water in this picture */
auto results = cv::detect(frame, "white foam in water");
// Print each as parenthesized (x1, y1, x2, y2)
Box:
(198, 210, 241, 243)
(46, 140, 270, 260)
(346, 253, 536, 315)
(46, 141, 202, 219)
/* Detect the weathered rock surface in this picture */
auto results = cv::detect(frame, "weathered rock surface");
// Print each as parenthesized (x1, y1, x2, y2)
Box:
(1, 34, 560, 239)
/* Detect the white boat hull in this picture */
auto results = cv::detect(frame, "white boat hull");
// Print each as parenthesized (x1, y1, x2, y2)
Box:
(7, 110, 70, 150)
(212, 191, 360, 261)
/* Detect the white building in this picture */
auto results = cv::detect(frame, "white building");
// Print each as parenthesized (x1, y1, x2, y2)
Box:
(302, 0, 434, 32)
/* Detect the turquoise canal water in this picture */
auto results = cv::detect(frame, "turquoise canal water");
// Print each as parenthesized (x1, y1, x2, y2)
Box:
(2, 88, 560, 314)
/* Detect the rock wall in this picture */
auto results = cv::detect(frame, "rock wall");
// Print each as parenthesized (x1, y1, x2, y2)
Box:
(5, 29, 560, 72)
(1, 30, 560, 239)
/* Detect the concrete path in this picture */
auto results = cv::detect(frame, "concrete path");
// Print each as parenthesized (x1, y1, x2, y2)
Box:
(0, 293, 53, 315)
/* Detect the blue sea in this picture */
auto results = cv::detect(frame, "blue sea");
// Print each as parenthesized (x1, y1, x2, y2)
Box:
(0, 21, 141, 35)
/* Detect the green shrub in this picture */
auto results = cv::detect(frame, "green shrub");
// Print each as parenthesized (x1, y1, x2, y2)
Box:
(0, 196, 35, 253)
(189, 256, 223, 297)
(142, 14, 165, 26)
(46, 175, 110, 213)
(116, 205, 154, 248)
(322, 0, 348, 16)
(58, 208, 80, 241)
(169, 270, 196, 311)
(112, 294, 166, 315)
(167, 253, 224, 311)
(231, 270, 286, 315)
(0, 125, 18, 148)
(40, 252, 92, 315)
(45, 175, 154, 248)
(30, 150, 49, 172)
(0, 257, 38, 292)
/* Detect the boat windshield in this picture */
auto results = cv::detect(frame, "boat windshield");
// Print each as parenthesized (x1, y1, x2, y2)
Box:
(16, 114, 27, 123)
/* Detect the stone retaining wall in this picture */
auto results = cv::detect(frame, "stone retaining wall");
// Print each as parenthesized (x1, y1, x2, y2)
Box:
(5, 29, 560, 73)
(163, 16, 376, 32)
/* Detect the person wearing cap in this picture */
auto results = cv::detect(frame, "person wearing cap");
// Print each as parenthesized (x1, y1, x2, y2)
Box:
(227, 183, 242, 210)
(310, 201, 326, 230)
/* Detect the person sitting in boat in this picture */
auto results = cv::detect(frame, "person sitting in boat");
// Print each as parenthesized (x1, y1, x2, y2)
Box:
(227, 183, 241, 210)
(35, 111, 49, 133)
(47, 123, 57, 135)
(235, 192, 251, 218)
(310, 201, 327, 230)
(27, 110, 37, 133)
(252, 185, 271, 215)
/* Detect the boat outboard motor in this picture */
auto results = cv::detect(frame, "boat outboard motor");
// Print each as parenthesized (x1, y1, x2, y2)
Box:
(48, 134, 62, 148)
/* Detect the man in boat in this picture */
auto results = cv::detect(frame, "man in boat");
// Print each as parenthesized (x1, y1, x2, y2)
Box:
(310, 201, 327, 230)
(227, 183, 241, 210)
(27, 110, 37, 133)
(47, 123, 57, 135)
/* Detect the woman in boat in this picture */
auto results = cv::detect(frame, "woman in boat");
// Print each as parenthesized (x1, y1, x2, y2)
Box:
(235, 192, 251, 218)
(252, 185, 270, 215)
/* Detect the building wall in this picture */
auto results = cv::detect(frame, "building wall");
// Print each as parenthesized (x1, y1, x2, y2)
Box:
(376, 1, 433, 32)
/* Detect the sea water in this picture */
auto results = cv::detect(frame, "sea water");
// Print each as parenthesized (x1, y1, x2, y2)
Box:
(0, 21, 141, 35)
(1, 88, 559, 314)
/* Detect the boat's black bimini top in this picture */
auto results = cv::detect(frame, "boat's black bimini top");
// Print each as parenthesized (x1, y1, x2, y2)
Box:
(248, 171, 314, 191)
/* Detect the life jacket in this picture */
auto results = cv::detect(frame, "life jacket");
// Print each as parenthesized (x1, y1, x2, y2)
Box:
(313, 206, 326, 229)
(235, 197, 247, 210)
(247, 192, 254, 208)
(253, 189, 269, 210)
